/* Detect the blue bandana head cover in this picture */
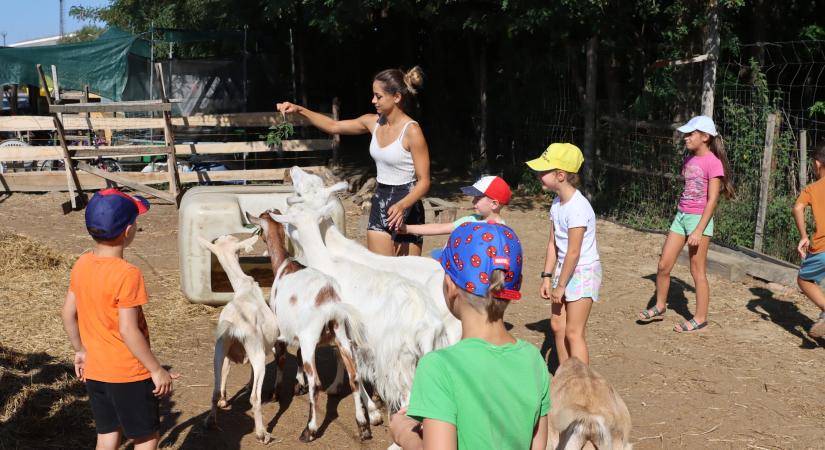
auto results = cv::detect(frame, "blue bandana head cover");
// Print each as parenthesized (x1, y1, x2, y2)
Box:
(440, 221, 523, 300)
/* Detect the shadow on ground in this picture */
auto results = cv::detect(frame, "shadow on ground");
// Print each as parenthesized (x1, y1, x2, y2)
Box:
(636, 274, 694, 325)
(746, 287, 825, 349)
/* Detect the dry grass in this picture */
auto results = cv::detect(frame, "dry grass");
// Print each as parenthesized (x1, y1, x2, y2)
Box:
(0, 230, 217, 448)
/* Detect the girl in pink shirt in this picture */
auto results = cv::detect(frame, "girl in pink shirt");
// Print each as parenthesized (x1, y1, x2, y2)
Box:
(638, 116, 735, 332)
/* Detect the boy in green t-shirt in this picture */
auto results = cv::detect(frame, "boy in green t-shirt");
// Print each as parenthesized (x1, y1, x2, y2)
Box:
(390, 222, 550, 450)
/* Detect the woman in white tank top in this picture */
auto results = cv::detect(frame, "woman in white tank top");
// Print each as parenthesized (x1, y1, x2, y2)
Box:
(276, 67, 431, 257)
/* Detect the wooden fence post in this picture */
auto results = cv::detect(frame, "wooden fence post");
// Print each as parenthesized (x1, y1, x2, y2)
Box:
(36, 64, 84, 209)
(154, 62, 181, 201)
(800, 129, 808, 190)
(754, 111, 779, 252)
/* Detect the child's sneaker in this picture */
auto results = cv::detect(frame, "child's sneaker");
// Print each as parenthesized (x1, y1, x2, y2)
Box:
(809, 311, 825, 338)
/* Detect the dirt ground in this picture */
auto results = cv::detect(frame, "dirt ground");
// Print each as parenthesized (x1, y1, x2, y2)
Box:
(1, 186, 824, 450)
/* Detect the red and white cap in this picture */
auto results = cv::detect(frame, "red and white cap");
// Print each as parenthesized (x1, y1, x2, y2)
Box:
(460, 175, 512, 205)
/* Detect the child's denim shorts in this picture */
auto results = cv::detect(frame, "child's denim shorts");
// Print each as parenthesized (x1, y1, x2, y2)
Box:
(799, 252, 825, 284)
(670, 211, 714, 237)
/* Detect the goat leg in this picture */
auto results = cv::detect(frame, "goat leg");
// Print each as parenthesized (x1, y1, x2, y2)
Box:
(326, 350, 347, 396)
(249, 344, 271, 444)
(334, 334, 371, 440)
(273, 341, 288, 402)
(293, 347, 309, 396)
(298, 343, 321, 442)
(205, 336, 229, 429)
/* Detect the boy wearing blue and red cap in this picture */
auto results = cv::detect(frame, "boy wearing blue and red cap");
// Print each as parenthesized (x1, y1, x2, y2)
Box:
(390, 222, 550, 450)
(61, 188, 178, 450)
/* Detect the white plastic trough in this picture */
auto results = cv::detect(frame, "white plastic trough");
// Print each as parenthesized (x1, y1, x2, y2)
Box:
(178, 185, 345, 305)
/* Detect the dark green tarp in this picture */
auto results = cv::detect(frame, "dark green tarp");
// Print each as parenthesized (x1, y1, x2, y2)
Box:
(0, 28, 150, 101)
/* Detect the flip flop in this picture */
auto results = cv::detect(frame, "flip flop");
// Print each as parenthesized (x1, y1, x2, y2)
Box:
(639, 306, 666, 321)
(674, 318, 707, 333)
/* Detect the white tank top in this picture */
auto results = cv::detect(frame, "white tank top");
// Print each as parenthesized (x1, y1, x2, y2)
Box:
(369, 120, 417, 185)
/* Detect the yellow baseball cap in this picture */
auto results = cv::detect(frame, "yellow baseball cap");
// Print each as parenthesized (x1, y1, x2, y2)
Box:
(525, 143, 584, 173)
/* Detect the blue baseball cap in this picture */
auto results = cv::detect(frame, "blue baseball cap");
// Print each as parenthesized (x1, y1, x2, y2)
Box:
(85, 188, 150, 240)
(440, 221, 523, 300)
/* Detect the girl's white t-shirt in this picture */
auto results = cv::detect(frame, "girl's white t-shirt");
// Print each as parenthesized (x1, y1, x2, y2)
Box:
(550, 190, 600, 266)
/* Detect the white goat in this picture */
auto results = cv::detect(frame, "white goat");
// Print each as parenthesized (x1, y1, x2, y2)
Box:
(547, 357, 633, 450)
(269, 260, 373, 442)
(286, 166, 462, 344)
(270, 202, 449, 414)
(199, 234, 278, 444)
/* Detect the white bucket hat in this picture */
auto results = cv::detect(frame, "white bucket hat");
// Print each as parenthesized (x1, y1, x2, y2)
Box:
(677, 115, 718, 136)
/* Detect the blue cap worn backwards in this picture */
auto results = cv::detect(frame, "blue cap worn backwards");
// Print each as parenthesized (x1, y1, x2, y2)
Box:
(440, 221, 523, 300)
(85, 188, 150, 240)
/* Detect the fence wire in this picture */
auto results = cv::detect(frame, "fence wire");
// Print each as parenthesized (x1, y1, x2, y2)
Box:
(542, 40, 825, 263)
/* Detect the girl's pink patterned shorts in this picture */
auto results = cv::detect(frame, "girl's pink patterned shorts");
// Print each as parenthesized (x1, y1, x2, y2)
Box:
(552, 260, 602, 302)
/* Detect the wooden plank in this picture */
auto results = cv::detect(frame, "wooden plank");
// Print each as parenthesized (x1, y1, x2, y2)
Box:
(77, 162, 176, 202)
(0, 139, 334, 162)
(155, 62, 181, 200)
(754, 112, 779, 252)
(171, 111, 331, 128)
(0, 112, 336, 132)
(0, 115, 166, 132)
(37, 64, 84, 208)
(0, 166, 322, 192)
(599, 161, 684, 180)
(50, 100, 175, 113)
(73, 146, 172, 158)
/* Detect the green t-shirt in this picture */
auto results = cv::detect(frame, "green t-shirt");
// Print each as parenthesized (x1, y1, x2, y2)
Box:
(452, 214, 506, 227)
(406, 338, 551, 450)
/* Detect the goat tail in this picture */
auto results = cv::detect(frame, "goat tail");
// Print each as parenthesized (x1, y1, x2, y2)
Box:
(331, 302, 368, 349)
(557, 413, 612, 450)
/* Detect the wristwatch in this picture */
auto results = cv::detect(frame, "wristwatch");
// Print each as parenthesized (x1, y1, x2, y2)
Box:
(540, 272, 553, 278)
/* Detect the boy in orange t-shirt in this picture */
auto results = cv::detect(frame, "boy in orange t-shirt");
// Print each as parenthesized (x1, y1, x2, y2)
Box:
(793, 142, 825, 339)
(61, 188, 178, 450)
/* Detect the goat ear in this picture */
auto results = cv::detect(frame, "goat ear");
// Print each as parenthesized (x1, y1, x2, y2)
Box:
(286, 196, 304, 205)
(324, 181, 349, 196)
(237, 235, 258, 253)
(197, 236, 216, 253)
(269, 212, 290, 225)
(245, 211, 262, 226)
(318, 202, 336, 220)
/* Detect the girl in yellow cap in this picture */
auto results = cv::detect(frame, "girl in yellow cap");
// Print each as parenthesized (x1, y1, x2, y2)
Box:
(527, 143, 601, 364)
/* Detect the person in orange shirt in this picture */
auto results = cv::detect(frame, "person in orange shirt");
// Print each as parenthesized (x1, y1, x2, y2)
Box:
(793, 142, 825, 339)
(61, 188, 178, 450)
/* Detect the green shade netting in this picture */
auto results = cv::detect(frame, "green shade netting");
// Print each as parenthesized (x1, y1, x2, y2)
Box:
(0, 27, 149, 101)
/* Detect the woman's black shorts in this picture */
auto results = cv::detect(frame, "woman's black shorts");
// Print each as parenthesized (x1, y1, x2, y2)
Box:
(86, 378, 160, 438)
(368, 181, 425, 245)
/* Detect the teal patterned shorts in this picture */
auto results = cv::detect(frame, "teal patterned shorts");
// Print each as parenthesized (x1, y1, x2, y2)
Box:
(552, 260, 602, 302)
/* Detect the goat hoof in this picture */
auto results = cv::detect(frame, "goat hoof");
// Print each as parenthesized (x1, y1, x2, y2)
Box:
(369, 412, 383, 426)
(217, 399, 228, 409)
(294, 384, 309, 396)
(359, 425, 373, 441)
(256, 431, 272, 444)
(299, 427, 316, 442)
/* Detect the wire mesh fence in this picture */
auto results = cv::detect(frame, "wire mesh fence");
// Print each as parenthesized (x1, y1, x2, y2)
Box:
(532, 40, 825, 264)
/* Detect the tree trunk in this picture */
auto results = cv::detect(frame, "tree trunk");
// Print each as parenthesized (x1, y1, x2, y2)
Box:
(583, 36, 598, 195)
(478, 43, 488, 171)
(701, 0, 720, 118)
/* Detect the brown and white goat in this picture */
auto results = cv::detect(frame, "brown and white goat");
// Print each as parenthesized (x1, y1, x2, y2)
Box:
(547, 357, 632, 450)
(246, 210, 374, 441)
(199, 234, 278, 444)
